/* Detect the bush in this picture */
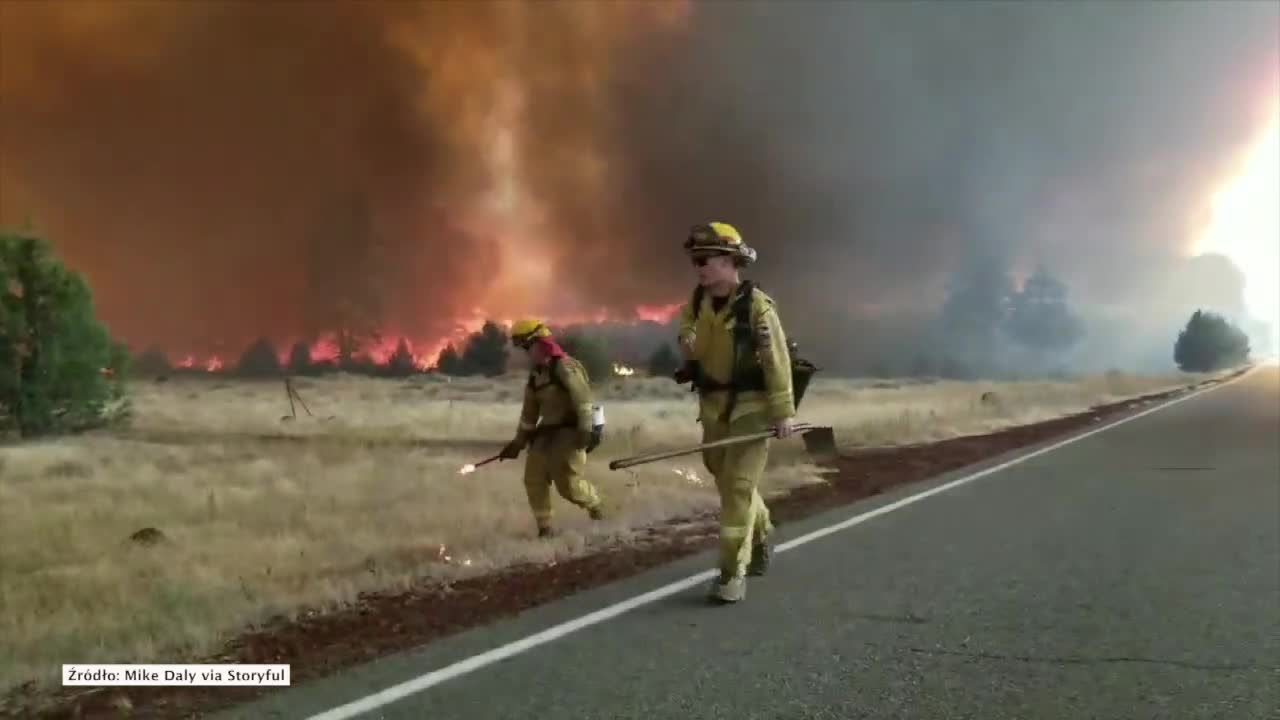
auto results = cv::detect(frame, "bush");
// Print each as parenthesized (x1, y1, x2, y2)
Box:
(287, 341, 314, 375)
(1173, 309, 1250, 372)
(1, 230, 130, 437)
(236, 337, 282, 377)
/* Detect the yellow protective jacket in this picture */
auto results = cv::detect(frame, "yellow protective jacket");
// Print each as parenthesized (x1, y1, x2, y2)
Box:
(514, 355, 595, 446)
(678, 283, 795, 424)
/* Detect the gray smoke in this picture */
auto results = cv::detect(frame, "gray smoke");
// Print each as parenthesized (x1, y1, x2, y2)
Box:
(553, 0, 1278, 374)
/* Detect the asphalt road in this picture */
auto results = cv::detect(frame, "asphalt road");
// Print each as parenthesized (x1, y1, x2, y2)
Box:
(225, 365, 1280, 720)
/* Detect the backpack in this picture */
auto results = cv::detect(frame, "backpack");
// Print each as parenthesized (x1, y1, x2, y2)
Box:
(527, 355, 567, 392)
(525, 356, 605, 436)
(686, 281, 820, 418)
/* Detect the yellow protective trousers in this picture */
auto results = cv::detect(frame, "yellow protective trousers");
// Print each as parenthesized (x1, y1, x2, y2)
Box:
(700, 410, 773, 579)
(523, 428, 602, 531)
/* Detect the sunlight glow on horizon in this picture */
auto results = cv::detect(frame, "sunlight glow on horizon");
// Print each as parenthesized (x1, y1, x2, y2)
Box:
(1195, 102, 1279, 353)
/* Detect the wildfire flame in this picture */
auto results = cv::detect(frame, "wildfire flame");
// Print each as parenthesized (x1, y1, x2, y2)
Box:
(634, 303, 683, 324)
(459, 464, 476, 475)
(672, 467, 705, 486)
(155, 301, 685, 375)
(436, 543, 472, 567)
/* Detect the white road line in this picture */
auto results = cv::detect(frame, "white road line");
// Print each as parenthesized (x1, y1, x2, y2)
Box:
(306, 366, 1260, 720)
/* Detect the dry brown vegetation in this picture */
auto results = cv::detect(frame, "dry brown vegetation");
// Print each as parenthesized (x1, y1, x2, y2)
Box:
(0, 369, 1208, 701)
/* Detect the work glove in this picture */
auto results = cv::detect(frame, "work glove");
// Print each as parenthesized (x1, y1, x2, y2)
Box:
(499, 438, 523, 460)
(585, 425, 603, 454)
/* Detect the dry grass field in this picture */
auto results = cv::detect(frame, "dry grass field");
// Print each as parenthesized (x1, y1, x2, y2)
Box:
(0, 368, 1210, 701)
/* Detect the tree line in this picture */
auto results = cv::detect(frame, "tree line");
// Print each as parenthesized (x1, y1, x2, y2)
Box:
(2, 229, 1255, 439)
(130, 321, 681, 382)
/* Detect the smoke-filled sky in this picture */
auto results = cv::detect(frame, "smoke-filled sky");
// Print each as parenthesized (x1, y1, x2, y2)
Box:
(2, 0, 1277, 371)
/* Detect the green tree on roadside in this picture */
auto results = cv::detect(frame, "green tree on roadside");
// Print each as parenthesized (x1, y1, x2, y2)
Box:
(1, 230, 130, 437)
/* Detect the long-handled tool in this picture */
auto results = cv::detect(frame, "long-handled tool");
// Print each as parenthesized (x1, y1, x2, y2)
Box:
(608, 422, 837, 471)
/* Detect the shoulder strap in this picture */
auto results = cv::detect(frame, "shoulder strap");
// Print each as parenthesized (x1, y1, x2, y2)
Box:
(528, 356, 566, 389)
(721, 280, 760, 422)
(732, 281, 756, 341)
(548, 356, 566, 389)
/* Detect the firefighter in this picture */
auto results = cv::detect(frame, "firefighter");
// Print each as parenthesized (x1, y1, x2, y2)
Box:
(499, 319, 606, 537)
(675, 221, 794, 603)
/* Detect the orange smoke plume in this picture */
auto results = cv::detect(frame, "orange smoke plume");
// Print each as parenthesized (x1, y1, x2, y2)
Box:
(0, 1, 693, 362)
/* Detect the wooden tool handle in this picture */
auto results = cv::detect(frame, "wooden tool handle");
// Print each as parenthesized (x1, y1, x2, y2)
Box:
(608, 423, 816, 471)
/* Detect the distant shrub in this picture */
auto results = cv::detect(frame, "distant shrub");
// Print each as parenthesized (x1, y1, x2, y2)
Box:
(1173, 309, 1250, 372)
(235, 337, 282, 378)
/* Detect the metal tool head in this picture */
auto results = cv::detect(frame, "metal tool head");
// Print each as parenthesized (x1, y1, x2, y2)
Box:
(798, 424, 838, 465)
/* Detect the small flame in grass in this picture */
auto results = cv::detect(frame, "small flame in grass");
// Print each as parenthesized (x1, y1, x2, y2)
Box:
(436, 544, 472, 566)
(613, 363, 635, 377)
(459, 464, 476, 475)
(672, 467, 705, 486)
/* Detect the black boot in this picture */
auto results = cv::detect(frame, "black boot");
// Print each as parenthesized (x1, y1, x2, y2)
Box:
(747, 539, 771, 576)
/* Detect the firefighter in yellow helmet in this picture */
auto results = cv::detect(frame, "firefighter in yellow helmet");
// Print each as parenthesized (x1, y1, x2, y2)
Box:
(499, 319, 606, 537)
(674, 221, 794, 603)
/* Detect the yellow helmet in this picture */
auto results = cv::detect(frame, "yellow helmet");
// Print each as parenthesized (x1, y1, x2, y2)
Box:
(684, 221, 757, 265)
(510, 318, 551, 348)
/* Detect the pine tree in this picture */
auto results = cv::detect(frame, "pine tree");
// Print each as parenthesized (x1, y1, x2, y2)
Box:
(1, 230, 130, 437)
(436, 343, 463, 375)
(386, 338, 417, 376)
(460, 321, 509, 377)
(287, 341, 313, 375)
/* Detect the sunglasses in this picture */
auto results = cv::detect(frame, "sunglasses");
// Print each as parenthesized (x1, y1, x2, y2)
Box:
(691, 254, 727, 267)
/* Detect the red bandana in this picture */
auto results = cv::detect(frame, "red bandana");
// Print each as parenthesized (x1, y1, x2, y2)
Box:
(535, 337, 566, 359)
